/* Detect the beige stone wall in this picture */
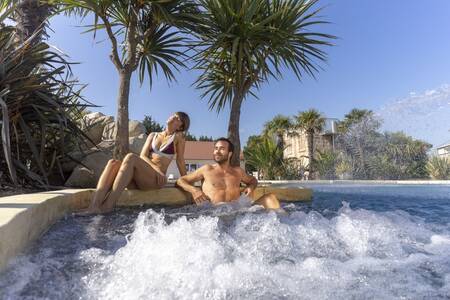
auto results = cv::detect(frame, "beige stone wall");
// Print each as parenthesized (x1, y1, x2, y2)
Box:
(0, 187, 312, 272)
(283, 130, 334, 166)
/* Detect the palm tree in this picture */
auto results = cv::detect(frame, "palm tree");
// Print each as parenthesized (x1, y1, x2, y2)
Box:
(58, 0, 198, 159)
(1, 0, 52, 43)
(338, 108, 374, 133)
(262, 115, 293, 149)
(294, 109, 325, 177)
(336, 108, 381, 179)
(193, 0, 334, 166)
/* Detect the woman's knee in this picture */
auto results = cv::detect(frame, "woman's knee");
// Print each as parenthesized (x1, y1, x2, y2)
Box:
(123, 153, 138, 165)
(107, 159, 121, 166)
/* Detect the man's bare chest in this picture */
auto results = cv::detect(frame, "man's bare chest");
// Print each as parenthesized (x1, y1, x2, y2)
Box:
(204, 170, 240, 190)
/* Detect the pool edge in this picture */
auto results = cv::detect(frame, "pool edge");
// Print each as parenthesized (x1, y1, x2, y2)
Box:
(0, 186, 312, 273)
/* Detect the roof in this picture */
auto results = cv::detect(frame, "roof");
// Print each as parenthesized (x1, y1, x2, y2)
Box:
(437, 140, 450, 149)
(183, 141, 244, 160)
(184, 141, 215, 160)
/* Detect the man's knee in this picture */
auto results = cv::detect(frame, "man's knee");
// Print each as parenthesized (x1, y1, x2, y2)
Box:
(261, 193, 280, 209)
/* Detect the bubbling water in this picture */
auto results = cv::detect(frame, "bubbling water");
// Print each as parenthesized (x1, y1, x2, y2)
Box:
(76, 202, 450, 300)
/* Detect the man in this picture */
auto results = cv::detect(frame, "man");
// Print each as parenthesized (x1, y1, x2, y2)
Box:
(176, 138, 281, 209)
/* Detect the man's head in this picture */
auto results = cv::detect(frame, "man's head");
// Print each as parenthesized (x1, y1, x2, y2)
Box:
(214, 137, 234, 164)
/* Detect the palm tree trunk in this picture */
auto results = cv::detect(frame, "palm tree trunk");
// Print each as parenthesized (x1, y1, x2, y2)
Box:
(307, 131, 314, 179)
(227, 92, 244, 166)
(113, 70, 132, 159)
(16, 0, 50, 44)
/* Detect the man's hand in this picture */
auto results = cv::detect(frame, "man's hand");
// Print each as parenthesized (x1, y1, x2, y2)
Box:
(192, 189, 210, 205)
(241, 187, 254, 197)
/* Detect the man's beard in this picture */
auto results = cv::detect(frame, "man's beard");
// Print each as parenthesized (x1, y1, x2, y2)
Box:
(214, 155, 228, 164)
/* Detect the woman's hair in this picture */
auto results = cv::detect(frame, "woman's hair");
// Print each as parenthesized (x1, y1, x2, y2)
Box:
(175, 111, 190, 133)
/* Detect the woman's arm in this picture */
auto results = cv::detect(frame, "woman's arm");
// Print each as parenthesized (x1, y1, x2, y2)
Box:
(175, 133, 187, 176)
(140, 132, 155, 158)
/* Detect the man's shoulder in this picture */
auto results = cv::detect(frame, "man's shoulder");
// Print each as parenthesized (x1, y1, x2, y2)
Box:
(198, 164, 215, 171)
(232, 166, 245, 175)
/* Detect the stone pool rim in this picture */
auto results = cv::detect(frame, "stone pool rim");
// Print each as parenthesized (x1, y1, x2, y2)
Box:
(0, 186, 313, 273)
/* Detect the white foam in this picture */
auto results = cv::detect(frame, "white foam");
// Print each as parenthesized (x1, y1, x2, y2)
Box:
(77, 203, 450, 299)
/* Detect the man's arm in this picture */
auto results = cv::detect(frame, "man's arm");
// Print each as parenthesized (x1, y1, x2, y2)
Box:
(176, 166, 210, 204)
(240, 168, 258, 197)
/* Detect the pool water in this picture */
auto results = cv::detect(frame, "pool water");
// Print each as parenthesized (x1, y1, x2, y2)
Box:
(1, 184, 450, 299)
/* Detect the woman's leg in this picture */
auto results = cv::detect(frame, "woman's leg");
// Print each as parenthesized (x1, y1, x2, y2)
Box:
(99, 153, 161, 212)
(87, 159, 122, 212)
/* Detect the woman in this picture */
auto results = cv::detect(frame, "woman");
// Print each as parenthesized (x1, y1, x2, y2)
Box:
(85, 112, 190, 214)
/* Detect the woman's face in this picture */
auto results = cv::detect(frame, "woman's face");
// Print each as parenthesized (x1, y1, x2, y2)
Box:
(167, 113, 183, 131)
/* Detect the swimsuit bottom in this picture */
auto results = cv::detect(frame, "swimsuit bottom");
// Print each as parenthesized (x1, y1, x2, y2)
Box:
(153, 169, 167, 188)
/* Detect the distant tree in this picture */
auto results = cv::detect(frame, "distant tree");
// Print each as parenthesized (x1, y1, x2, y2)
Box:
(294, 109, 325, 177)
(262, 115, 293, 149)
(338, 109, 374, 133)
(185, 132, 197, 141)
(369, 132, 431, 179)
(142, 115, 164, 134)
(198, 135, 214, 141)
(336, 112, 382, 179)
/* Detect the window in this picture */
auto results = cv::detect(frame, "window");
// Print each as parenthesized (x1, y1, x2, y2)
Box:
(186, 163, 200, 173)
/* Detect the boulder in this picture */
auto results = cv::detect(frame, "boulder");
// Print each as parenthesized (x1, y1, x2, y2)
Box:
(129, 134, 148, 154)
(82, 112, 114, 146)
(102, 120, 146, 141)
(65, 150, 112, 188)
(129, 120, 146, 137)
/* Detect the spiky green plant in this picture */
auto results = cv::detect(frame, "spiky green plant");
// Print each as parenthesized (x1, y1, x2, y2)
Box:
(427, 156, 450, 180)
(244, 136, 284, 180)
(193, 0, 334, 166)
(314, 149, 337, 179)
(0, 17, 91, 187)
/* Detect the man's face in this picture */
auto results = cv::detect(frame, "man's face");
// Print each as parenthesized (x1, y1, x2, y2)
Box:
(214, 141, 231, 164)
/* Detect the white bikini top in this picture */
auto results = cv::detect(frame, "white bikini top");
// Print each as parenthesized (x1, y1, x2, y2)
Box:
(151, 132, 176, 159)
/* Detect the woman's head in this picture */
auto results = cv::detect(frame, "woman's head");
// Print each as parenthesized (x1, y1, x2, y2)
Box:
(167, 112, 190, 133)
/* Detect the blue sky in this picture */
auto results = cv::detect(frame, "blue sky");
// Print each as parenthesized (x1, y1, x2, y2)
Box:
(48, 0, 450, 145)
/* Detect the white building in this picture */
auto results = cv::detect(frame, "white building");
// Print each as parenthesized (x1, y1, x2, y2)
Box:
(437, 140, 450, 158)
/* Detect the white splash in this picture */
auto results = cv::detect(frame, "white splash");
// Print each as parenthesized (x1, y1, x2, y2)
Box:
(78, 203, 450, 300)
(377, 84, 450, 148)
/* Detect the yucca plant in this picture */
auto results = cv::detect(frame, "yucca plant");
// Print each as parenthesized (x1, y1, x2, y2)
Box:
(314, 149, 337, 179)
(0, 19, 91, 187)
(193, 0, 334, 166)
(244, 136, 284, 180)
(427, 156, 450, 180)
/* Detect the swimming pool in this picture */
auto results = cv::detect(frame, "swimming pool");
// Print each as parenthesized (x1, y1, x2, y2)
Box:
(1, 184, 449, 299)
